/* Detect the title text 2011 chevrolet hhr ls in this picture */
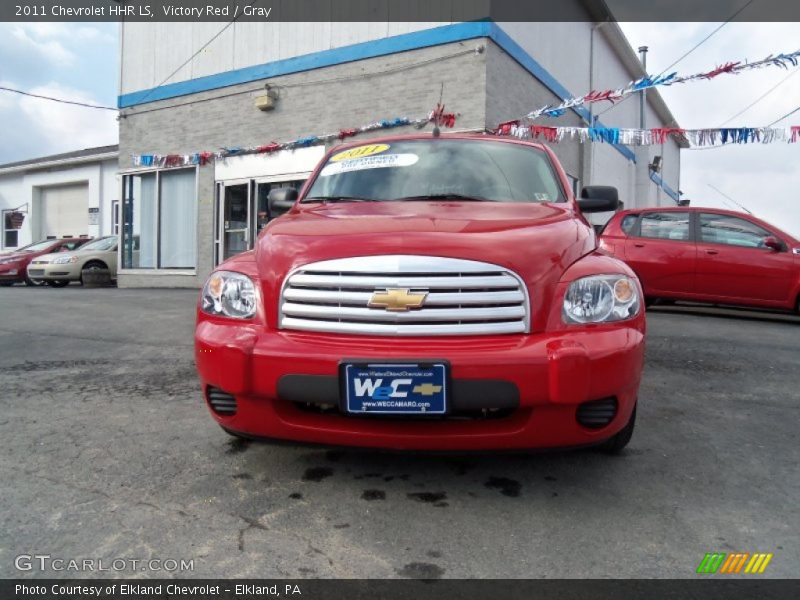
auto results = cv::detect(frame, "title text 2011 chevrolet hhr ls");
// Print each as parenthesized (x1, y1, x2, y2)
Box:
(195, 135, 645, 452)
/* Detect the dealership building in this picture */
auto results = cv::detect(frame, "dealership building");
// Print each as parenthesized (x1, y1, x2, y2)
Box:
(118, 5, 682, 288)
(0, 146, 119, 252)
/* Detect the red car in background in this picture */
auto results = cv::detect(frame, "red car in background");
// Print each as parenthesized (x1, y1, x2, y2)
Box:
(599, 207, 800, 313)
(0, 238, 91, 286)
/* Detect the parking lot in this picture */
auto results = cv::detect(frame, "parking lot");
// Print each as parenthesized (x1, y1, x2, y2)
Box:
(0, 286, 797, 578)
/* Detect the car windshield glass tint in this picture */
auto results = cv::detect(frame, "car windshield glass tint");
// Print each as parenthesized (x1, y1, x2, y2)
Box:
(19, 240, 55, 253)
(303, 140, 565, 203)
(80, 236, 117, 252)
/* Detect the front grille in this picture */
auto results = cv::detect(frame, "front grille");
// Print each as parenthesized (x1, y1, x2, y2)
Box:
(27, 269, 45, 276)
(576, 397, 617, 429)
(206, 386, 237, 415)
(279, 255, 530, 336)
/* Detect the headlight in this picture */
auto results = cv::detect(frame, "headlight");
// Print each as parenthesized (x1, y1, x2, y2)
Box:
(563, 274, 640, 324)
(0, 258, 18, 265)
(201, 271, 257, 319)
(52, 255, 78, 264)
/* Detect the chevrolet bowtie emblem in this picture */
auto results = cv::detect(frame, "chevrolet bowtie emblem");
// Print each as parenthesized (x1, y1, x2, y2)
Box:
(368, 288, 428, 312)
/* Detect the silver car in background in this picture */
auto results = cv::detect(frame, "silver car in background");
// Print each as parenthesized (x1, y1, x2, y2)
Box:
(28, 236, 118, 287)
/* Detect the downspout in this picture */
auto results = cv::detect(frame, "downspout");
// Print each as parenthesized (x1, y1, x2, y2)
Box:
(587, 21, 609, 187)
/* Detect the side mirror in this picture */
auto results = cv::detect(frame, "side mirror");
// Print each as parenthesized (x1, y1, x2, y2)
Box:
(763, 236, 783, 251)
(578, 186, 620, 213)
(268, 187, 298, 217)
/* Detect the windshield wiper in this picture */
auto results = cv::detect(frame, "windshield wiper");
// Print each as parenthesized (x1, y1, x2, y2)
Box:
(303, 196, 377, 203)
(390, 194, 496, 202)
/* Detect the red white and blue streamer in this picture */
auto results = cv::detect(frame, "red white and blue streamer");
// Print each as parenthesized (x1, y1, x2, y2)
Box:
(494, 122, 800, 147)
(525, 49, 800, 120)
(132, 104, 457, 168)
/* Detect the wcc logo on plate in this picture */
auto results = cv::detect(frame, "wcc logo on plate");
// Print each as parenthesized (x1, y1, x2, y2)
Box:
(343, 363, 447, 415)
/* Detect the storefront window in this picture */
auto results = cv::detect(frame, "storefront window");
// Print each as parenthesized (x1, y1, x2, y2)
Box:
(122, 168, 197, 269)
(3, 210, 19, 248)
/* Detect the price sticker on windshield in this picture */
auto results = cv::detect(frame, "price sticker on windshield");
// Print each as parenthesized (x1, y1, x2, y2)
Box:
(320, 154, 419, 177)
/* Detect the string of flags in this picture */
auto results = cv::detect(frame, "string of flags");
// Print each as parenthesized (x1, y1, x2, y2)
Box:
(494, 122, 800, 147)
(132, 44, 800, 166)
(132, 104, 457, 168)
(525, 48, 800, 120)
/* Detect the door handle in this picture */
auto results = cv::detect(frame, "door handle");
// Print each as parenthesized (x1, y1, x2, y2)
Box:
(705, 249, 719, 255)
(633, 243, 645, 248)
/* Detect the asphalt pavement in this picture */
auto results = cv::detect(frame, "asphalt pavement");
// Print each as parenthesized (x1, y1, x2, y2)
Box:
(0, 286, 797, 578)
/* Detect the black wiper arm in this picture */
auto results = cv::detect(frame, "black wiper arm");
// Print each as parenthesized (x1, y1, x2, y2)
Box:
(302, 196, 377, 203)
(391, 194, 496, 202)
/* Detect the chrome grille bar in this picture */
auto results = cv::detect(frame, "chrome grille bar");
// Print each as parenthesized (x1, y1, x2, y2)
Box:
(288, 273, 520, 290)
(283, 288, 526, 306)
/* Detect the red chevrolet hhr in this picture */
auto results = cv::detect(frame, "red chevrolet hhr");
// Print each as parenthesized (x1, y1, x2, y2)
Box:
(195, 135, 646, 452)
(600, 207, 800, 313)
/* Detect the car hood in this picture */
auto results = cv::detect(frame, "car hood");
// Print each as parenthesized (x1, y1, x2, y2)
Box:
(74, 250, 113, 261)
(36, 249, 113, 262)
(32, 252, 63, 263)
(252, 201, 595, 325)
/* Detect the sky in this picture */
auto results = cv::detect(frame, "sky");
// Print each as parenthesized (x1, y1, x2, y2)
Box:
(0, 20, 797, 237)
(0, 22, 119, 162)
(618, 22, 800, 237)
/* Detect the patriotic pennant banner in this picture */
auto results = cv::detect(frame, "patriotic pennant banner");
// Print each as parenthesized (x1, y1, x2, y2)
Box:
(495, 122, 800, 147)
(132, 104, 457, 168)
(526, 49, 800, 120)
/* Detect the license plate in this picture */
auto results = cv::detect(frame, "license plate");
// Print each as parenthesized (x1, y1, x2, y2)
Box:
(342, 362, 448, 415)
(28, 269, 44, 276)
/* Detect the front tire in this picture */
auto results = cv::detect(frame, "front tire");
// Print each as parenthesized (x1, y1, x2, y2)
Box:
(24, 275, 45, 286)
(47, 280, 70, 288)
(80, 261, 109, 286)
(597, 403, 636, 454)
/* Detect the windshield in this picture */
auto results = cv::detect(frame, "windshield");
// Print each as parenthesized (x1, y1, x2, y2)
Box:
(79, 236, 117, 252)
(17, 240, 56, 253)
(304, 139, 566, 203)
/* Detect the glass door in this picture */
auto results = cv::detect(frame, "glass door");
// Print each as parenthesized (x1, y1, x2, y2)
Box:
(220, 182, 250, 261)
(215, 178, 308, 265)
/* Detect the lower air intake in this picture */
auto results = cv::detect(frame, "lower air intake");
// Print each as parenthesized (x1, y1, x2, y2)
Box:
(576, 397, 617, 429)
(206, 387, 237, 416)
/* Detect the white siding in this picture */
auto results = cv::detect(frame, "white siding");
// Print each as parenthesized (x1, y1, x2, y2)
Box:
(120, 21, 450, 95)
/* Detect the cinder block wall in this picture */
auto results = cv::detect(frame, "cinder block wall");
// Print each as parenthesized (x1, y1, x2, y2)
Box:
(484, 41, 585, 190)
(118, 40, 488, 288)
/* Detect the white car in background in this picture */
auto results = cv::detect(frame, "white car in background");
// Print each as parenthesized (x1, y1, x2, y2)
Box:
(27, 236, 118, 287)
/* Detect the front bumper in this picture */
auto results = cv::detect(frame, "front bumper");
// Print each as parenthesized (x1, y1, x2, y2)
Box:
(27, 262, 81, 281)
(195, 320, 645, 451)
(0, 264, 22, 281)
